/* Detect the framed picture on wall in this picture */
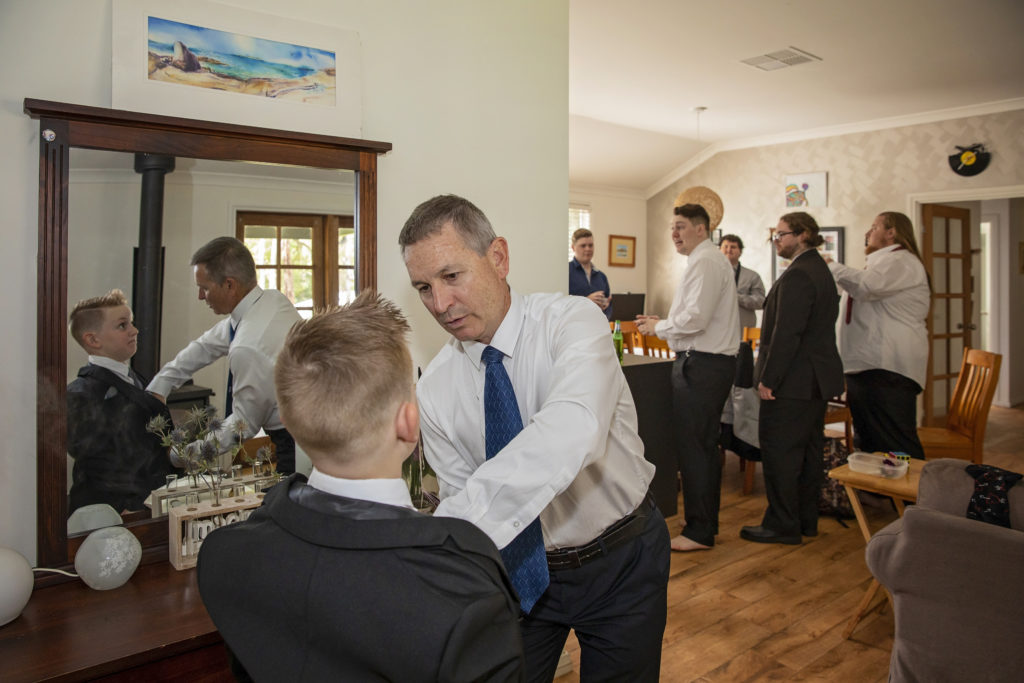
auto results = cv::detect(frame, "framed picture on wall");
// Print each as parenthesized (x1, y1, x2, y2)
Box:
(112, 0, 362, 137)
(608, 235, 636, 267)
(771, 226, 844, 282)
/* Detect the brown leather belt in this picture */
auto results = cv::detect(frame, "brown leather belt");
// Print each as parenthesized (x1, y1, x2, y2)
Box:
(545, 494, 655, 570)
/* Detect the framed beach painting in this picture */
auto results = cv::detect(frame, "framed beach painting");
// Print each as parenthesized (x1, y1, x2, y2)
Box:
(771, 226, 844, 282)
(608, 235, 636, 267)
(112, 0, 361, 137)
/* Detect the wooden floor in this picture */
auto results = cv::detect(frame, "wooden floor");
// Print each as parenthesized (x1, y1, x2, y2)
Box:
(555, 404, 1024, 682)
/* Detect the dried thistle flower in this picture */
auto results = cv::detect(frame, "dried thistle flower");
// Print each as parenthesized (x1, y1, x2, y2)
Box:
(146, 414, 170, 436)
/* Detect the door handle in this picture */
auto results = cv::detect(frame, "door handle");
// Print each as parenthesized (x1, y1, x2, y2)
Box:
(956, 323, 977, 330)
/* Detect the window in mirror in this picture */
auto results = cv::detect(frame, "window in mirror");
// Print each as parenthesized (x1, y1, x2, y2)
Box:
(237, 211, 355, 318)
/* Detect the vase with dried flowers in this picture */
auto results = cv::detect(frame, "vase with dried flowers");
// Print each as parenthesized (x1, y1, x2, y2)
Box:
(147, 406, 246, 507)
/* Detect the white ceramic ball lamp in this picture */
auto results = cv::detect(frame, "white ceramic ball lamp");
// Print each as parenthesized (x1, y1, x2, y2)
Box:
(0, 546, 34, 627)
(74, 527, 142, 590)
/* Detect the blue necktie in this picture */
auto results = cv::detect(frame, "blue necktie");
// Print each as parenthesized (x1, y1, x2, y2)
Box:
(225, 323, 236, 416)
(482, 345, 549, 614)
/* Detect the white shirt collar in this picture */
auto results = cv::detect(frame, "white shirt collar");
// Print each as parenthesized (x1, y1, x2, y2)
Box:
(88, 355, 132, 383)
(306, 467, 415, 509)
(866, 242, 902, 266)
(461, 288, 523, 369)
(230, 285, 264, 328)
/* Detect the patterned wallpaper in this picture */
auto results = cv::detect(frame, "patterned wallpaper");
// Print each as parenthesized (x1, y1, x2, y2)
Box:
(646, 109, 1024, 317)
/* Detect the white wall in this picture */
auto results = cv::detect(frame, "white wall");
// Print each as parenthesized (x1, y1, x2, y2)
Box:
(569, 185, 647, 298)
(0, 0, 568, 563)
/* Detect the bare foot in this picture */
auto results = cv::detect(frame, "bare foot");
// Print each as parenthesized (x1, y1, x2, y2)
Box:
(670, 535, 711, 552)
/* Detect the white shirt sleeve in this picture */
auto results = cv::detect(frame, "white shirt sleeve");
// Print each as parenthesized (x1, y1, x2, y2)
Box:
(424, 300, 630, 550)
(147, 321, 231, 397)
(655, 253, 719, 340)
(829, 252, 924, 301)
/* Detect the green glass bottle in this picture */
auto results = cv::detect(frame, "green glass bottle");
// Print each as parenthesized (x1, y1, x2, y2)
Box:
(612, 320, 624, 364)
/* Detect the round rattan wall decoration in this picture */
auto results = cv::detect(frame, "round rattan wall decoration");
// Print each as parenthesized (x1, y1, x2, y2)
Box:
(674, 186, 723, 230)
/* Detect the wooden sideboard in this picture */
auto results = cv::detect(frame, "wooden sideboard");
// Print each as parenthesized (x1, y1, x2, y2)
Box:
(1, 562, 233, 682)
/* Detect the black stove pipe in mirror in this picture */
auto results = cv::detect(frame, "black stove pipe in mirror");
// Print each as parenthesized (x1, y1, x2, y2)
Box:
(131, 153, 175, 383)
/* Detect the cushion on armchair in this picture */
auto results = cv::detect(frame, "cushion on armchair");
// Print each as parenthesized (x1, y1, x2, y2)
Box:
(917, 458, 1024, 529)
(866, 459, 1024, 683)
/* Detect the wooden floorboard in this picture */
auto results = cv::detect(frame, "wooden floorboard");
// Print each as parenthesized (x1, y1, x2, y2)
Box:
(554, 403, 1024, 681)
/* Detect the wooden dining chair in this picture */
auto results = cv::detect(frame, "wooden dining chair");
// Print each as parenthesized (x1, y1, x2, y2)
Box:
(642, 334, 675, 359)
(733, 397, 853, 496)
(610, 320, 645, 354)
(742, 326, 761, 352)
(917, 347, 1001, 464)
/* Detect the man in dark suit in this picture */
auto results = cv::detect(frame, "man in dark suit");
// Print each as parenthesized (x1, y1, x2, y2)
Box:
(741, 212, 844, 545)
(67, 289, 175, 515)
(197, 292, 524, 682)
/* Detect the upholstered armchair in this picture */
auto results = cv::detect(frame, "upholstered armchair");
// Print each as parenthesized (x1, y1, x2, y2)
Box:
(866, 458, 1024, 683)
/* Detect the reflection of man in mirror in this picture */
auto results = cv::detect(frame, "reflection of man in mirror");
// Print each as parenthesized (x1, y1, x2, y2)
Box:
(198, 292, 524, 681)
(67, 289, 177, 515)
(148, 237, 302, 473)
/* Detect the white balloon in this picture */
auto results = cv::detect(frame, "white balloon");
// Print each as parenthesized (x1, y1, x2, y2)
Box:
(74, 527, 142, 590)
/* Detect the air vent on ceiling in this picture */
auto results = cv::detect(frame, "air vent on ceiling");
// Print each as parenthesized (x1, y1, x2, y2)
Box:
(741, 46, 821, 71)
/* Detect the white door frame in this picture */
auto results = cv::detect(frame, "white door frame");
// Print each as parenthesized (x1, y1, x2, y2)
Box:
(908, 184, 1024, 408)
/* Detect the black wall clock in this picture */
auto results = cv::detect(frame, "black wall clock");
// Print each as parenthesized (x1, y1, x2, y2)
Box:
(949, 143, 991, 177)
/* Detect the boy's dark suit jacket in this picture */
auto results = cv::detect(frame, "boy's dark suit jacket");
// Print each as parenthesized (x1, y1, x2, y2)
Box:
(755, 249, 844, 399)
(197, 475, 525, 683)
(66, 364, 175, 514)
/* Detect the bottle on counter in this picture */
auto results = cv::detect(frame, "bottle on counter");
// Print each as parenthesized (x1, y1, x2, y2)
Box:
(612, 320, 624, 364)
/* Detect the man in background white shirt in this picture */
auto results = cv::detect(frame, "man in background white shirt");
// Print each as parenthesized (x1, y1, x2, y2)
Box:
(401, 194, 669, 683)
(637, 204, 739, 552)
(148, 237, 301, 473)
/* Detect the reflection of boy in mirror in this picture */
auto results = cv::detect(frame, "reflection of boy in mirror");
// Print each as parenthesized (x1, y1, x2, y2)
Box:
(197, 291, 523, 681)
(67, 289, 176, 515)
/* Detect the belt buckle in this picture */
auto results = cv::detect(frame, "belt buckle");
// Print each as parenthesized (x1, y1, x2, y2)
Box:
(564, 548, 582, 569)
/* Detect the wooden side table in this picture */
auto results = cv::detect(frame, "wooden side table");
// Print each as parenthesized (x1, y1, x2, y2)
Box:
(827, 458, 926, 638)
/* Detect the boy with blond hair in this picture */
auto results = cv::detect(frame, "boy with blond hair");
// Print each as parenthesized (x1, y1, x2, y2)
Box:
(67, 289, 176, 514)
(197, 291, 524, 682)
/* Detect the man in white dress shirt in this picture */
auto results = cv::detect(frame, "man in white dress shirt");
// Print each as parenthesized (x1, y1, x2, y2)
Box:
(401, 194, 669, 682)
(827, 211, 930, 458)
(637, 204, 739, 552)
(148, 237, 302, 473)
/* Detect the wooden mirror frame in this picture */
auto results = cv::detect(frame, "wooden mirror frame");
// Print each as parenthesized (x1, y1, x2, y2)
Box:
(25, 98, 391, 580)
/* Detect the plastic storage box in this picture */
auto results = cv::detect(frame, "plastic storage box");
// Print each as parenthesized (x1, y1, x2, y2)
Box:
(847, 452, 909, 479)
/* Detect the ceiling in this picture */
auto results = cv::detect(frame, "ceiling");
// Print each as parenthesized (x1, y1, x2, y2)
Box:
(569, 0, 1024, 194)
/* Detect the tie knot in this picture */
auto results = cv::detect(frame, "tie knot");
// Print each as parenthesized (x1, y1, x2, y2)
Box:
(482, 346, 504, 365)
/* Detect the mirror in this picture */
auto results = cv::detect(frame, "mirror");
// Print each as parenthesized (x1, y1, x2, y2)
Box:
(66, 149, 356, 526)
(27, 98, 390, 576)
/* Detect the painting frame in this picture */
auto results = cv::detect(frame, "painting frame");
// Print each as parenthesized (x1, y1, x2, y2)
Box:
(608, 235, 636, 268)
(771, 226, 844, 282)
(112, 0, 361, 138)
(784, 171, 828, 208)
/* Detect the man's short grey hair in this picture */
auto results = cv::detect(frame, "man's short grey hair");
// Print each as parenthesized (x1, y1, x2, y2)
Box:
(190, 237, 257, 288)
(398, 194, 497, 256)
